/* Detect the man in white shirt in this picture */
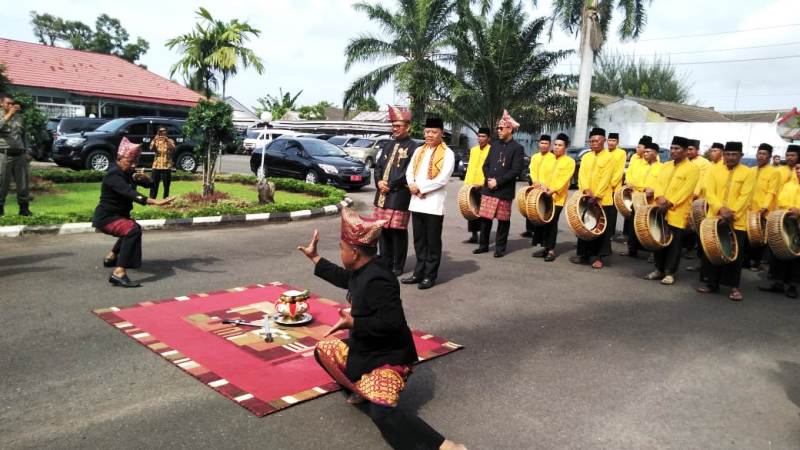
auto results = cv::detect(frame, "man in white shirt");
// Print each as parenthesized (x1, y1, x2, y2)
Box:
(401, 117, 455, 290)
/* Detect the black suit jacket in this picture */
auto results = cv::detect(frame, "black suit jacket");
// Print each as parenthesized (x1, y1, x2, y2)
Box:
(314, 258, 418, 381)
(373, 136, 416, 210)
(482, 138, 524, 200)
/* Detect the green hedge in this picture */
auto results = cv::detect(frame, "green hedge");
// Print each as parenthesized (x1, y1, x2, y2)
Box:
(4, 169, 346, 226)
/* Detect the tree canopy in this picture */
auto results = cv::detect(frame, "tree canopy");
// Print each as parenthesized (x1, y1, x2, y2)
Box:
(29, 11, 149, 63)
(592, 52, 691, 103)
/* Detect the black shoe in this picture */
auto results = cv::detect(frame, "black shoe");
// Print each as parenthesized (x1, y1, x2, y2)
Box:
(532, 248, 546, 258)
(418, 278, 435, 289)
(493, 250, 506, 258)
(103, 257, 118, 268)
(401, 275, 421, 285)
(520, 231, 532, 238)
(463, 235, 478, 244)
(109, 273, 141, 288)
(544, 253, 556, 262)
(473, 247, 489, 254)
(759, 282, 785, 293)
(787, 285, 798, 299)
(18, 202, 31, 217)
(569, 256, 589, 265)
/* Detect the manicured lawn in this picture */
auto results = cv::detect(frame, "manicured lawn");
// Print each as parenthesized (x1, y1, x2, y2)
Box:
(12, 181, 316, 218)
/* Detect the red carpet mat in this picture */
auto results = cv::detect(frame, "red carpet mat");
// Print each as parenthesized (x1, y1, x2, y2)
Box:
(93, 281, 463, 417)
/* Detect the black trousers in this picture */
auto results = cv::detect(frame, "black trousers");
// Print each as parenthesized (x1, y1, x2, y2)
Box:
(577, 205, 616, 258)
(150, 169, 172, 199)
(467, 218, 482, 233)
(742, 239, 766, 267)
(654, 225, 684, 275)
(700, 230, 746, 288)
(379, 228, 409, 272)
(525, 218, 535, 232)
(768, 252, 800, 284)
(624, 211, 641, 255)
(682, 231, 697, 251)
(542, 205, 563, 251)
(368, 403, 445, 450)
(411, 212, 444, 281)
(480, 218, 511, 252)
(112, 224, 143, 269)
(531, 222, 547, 247)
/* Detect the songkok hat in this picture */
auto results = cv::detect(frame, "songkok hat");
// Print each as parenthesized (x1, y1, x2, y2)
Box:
(555, 133, 570, 144)
(786, 144, 800, 155)
(688, 139, 700, 148)
(387, 105, 411, 122)
(645, 142, 660, 151)
(638, 135, 652, 145)
(539, 134, 551, 142)
(477, 127, 491, 136)
(589, 127, 606, 137)
(341, 207, 386, 247)
(724, 141, 743, 153)
(757, 143, 773, 153)
(117, 137, 141, 161)
(496, 109, 520, 130)
(425, 117, 444, 129)
(608, 132, 619, 140)
(671, 136, 688, 148)
(711, 142, 724, 150)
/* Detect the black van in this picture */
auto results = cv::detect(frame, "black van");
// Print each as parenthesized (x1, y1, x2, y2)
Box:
(52, 117, 198, 172)
(43, 117, 108, 162)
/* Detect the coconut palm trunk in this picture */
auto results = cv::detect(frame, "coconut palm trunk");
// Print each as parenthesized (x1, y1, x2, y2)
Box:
(573, 4, 597, 147)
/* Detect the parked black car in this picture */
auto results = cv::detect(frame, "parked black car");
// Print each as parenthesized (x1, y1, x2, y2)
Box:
(42, 117, 109, 162)
(52, 117, 198, 172)
(250, 137, 371, 190)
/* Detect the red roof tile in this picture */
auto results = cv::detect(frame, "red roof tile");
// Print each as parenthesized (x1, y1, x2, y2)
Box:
(0, 38, 202, 107)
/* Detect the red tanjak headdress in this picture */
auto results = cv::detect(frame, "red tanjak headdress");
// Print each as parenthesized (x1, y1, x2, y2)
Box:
(117, 137, 141, 160)
(341, 207, 386, 247)
(387, 104, 412, 123)
(496, 109, 520, 130)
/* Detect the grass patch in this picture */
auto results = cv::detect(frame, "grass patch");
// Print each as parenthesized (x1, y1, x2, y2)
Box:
(1, 178, 344, 226)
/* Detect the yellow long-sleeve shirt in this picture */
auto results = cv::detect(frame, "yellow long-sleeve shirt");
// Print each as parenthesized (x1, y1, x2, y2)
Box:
(528, 151, 555, 184)
(778, 165, 797, 187)
(653, 159, 700, 229)
(627, 159, 662, 191)
(777, 180, 800, 209)
(704, 163, 757, 231)
(463, 144, 491, 185)
(578, 149, 615, 206)
(690, 155, 712, 197)
(609, 147, 627, 191)
(750, 164, 781, 211)
(537, 154, 576, 206)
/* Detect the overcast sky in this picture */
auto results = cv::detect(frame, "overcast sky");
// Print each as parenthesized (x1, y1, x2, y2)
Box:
(2, 0, 797, 114)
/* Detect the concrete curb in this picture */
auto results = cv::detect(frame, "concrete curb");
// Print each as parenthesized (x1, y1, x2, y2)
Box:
(0, 197, 354, 238)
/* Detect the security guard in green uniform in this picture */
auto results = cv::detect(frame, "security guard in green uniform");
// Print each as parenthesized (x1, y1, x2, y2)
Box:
(0, 94, 31, 217)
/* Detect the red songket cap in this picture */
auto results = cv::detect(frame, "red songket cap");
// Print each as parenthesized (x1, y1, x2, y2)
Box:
(341, 207, 386, 247)
(497, 109, 519, 130)
(387, 104, 411, 122)
(117, 137, 141, 160)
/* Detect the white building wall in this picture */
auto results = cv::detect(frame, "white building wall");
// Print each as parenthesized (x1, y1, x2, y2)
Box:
(592, 121, 793, 157)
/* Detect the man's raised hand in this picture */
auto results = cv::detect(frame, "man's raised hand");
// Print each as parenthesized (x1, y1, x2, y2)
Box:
(297, 229, 320, 262)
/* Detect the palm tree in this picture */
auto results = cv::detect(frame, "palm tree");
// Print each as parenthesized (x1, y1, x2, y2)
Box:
(592, 51, 691, 103)
(343, 0, 457, 131)
(167, 8, 264, 99)
(549, 0, 651, 143)
(166, 22, 218, 99)
(441, 0, 576, 133)
(199, 8, 265, 99)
